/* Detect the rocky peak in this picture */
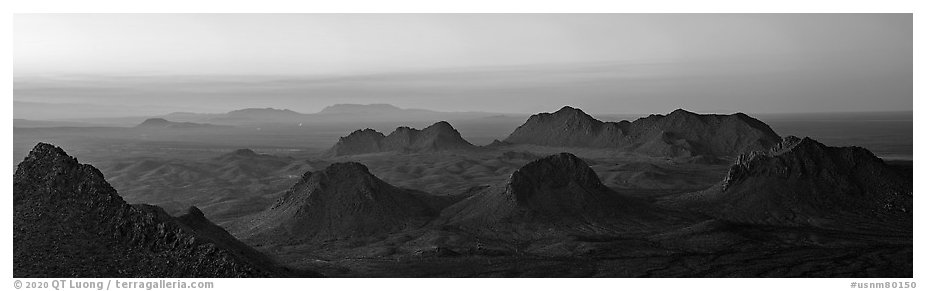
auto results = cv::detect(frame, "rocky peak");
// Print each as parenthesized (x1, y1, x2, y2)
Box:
(722, 136, 885, 191)
(14, 143, 115, 204)
(346, 128, 385, 138)
(547, 106, 600, 125)
(506, 153, 605, 202)
(330, 121, 475, 156)
(185, 206, 206, 218)
(244, 161, 437, 241)
(668, 108, 696, 116)
(21, 142, 74, 165)
(14, 142, 295, 277)
(423, 120, 455, 132)
(231, 148, 259, 156)
(318, 162, 375, 181)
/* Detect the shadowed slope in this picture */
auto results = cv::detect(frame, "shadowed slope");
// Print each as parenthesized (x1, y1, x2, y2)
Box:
(236, 162, 441, 243)
(671, 136, 912, 230)
(440, 153, 675, 232)
(13, 143, 314, 277)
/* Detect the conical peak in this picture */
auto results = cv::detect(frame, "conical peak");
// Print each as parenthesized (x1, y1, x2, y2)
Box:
(550, 106, 594, 118)
(185, 206, 205, 218)
(507, 153, 603, 194)
(668, 108, 695, 115)
(425, 121, 455, 131)
(555, 106, 581, 113)
(319, 162, 374, 179)
(231, 149, 258, 156)
(24, 143, 75, 165)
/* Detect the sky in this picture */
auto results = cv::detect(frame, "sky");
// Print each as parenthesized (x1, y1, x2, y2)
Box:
(13, 14, 912, 116)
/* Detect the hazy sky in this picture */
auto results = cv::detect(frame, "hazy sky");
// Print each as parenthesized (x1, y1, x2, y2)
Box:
(13, 14, 912, 115)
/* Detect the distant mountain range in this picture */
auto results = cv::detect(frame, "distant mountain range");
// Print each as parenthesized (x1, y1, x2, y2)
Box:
(135, 118, 227, 129)
(504, 106, 781, 157)
(160, 104, 502, 126)
(328, 121, 477, 156)
(327, 106, 781, 159)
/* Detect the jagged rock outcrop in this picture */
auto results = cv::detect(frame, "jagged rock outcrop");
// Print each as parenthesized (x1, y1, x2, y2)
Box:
(440, 153, 653, 228)
(503, 107, 781, 158)
(676, 136, 912, 229)
(235, 162, 441, 242)
(13, 143, 313, 277)
(328, 121, 476, 156)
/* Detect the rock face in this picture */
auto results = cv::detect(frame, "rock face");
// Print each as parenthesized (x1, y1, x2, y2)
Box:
(237, 162, 439, 242)
(13, 143, 310, 277)
(681, 136, 912, 229)
(328, 121, 476, 156)
(441, 153, 648, 227)
(504, 107, 781, 157)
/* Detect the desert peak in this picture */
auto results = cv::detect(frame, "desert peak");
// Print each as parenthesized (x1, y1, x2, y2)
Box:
(346, 128, 385, 136)
(321, 162, 373, 176)
(507, 152, 604, 197)
(185, 206, 205, 218)
(231, 149, 259, 156)
(423, 121, 456, 131)
(668, 108, 696, 115)
(28, 142, 71, 160)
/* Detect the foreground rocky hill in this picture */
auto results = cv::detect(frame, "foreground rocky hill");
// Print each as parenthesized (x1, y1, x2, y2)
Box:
(440, 153, 663, 229)
(504, 107, 781, 158)
(235, 162, 448, 243)
(669, 136, 912, 231)
(13, 143, 318, 277)
(328, 121, 477, 156)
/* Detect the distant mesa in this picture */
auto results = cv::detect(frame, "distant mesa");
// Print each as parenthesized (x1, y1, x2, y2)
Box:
(226, 108, 303, 118)
(236, 162, 440, 242)
(440, 153, 653, 228)
(675, 136, 912, 230)
(503, 106, 781, 158)
(328, 121, 477, 156)
(13, 143, 312, 277)
(135, 118, 221, 129)
(318, 103, 406, 114)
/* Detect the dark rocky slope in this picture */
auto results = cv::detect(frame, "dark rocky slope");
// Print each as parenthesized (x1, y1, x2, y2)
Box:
(328, 121, 476, 156)
(439, 153, 679, 232)
(504, 107, 781, 158)
(670, 136, 912, 231)
(235, 162, 445, 243)
(13, 143, 315, 277)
